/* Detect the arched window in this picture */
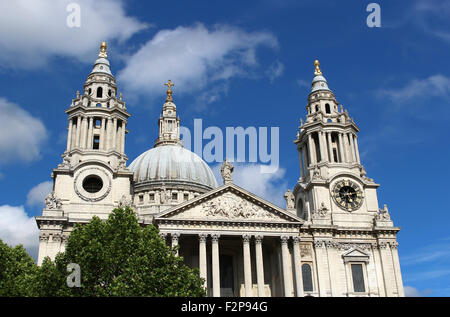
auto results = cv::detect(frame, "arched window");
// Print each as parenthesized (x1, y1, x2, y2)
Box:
(88, 88, 92, 95)
(96, 87, 103, 98)
(302, 264, 313, 292)
(325, 103, 331, 114)
(108, 89, 112, 97)
(315, 105, 319, 112)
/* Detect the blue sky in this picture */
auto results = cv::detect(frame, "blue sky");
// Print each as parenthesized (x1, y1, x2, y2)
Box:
(0, 0, 449, 296)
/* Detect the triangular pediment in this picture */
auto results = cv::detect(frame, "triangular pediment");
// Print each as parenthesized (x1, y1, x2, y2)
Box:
(155, 183, 303, 224)
(342, 247, 370, 263)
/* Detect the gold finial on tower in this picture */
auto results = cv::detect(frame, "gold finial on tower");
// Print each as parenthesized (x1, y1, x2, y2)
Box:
(314, 59, 322, 75)
(99, 41, 107, 58)
(164, 80, 175, 102)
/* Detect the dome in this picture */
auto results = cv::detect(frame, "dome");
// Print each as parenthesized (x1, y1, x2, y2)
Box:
(129, 145, 218, 190)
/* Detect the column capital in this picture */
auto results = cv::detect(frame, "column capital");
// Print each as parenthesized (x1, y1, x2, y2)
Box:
(255, 235, 263, 244)
(281, 235, 290, 245)
(198, 233, 207, 243)
(242, 234, 251, 243)
(211, 234, 220, 242)
(171, 232, 180, 242)
(293, 236, 301, 244)
(159, 232, 167, 240)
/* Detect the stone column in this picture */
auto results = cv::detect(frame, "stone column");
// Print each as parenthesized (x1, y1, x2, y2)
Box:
(75, 115, 81, 148)
(255, 235, 265, 297)
(121, 122, 126, 153)
(327, 132, 334, 163)
(106, 118, 113, 150)
(87, 117, 93, 149)
(281, 236, 294, 297)
(112, 118, 118, 151)
(81, 116, 88, 149)
(354, 134, 361, 164)
(338, 133, 346, 163)
(348, 133, 356, 163)
(307, 134, 315, 165)
(319, 131, 328, 162)
(171, 233, 180, 256)
(293, 237, 304, 297)
(242, 234, 252, 297)
(99, 118, 106, 150)
(212, 234, 221, 297)
(298, 147, 305, 178)
(66, 118, 73, 151)
(199, 234, 208, 290)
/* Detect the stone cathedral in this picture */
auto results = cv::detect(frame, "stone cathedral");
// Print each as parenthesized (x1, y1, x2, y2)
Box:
(36, 42, 404, 297)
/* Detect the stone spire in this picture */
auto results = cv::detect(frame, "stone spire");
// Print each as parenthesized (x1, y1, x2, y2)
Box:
(154, 80, 182, 147)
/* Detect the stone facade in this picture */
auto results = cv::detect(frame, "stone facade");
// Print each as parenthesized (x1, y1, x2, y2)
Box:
(36, 46, 404, 297)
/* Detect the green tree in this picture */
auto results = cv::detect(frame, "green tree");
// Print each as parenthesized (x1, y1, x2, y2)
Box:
(35, 207, 205, 297)
(0, 239, 36, 296)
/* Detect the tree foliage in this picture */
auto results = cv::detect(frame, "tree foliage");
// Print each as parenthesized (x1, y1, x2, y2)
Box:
(0, 207, 205, 297)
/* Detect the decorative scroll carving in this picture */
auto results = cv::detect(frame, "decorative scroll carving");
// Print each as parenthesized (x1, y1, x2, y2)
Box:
(171, 233, 180, 243)
(45, 192, 62, 210)
(255, 235, 263, 244)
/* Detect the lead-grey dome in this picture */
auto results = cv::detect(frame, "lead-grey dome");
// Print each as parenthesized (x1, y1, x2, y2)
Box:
(129, 145, 218, 190)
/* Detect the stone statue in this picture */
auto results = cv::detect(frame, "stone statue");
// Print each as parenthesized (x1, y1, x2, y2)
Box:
(221, 159, 234, 184)
(118, 195, 131, 208)
(377, 204, 391, 220)
(284, 189, 295, 210)
(45, 192, 62, 210)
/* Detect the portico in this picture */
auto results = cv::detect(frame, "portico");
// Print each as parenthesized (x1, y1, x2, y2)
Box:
(155, 183, 304, 297)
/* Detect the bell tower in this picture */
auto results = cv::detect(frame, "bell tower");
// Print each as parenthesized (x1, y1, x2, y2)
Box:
(36, 42, 133, 265)
(293, 60, 380, 227)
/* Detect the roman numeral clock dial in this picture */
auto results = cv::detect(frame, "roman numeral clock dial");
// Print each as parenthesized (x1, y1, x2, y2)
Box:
(332, 179, 364, 211)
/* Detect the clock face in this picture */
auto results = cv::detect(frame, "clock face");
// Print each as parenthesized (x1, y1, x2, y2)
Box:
(332, 179, 364, 211)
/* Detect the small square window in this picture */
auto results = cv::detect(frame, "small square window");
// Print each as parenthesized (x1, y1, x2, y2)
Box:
(139, 195, 144, 204)
(149, 193, 155, 201)
(172, 193, 178, 201)
(184, 193, 189, 201)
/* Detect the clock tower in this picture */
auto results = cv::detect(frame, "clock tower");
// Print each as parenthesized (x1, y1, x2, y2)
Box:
(293, 60, 404, 297)
(294, 60, 379, 226)
(36, 42, 133, 265)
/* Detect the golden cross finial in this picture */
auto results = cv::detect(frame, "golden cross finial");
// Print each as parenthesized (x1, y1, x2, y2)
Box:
(314, 59, 322, 75)
(99, 41, 107, 58)
(164, 80, 174, 102)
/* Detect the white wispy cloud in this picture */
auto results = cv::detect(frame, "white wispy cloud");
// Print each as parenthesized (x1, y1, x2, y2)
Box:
(378, 74, 450, 103)
(267, 60, 284, 82)
(212, 162, 287, 207)
(26, 181, 53, 208)
(0, 98, 48, 164)
(0, 0, 147, 68)
(0, 205, 39, 260)
(118, 23, 279, 102)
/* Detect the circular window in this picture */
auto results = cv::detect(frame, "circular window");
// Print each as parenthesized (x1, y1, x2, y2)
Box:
(82, 175, 103, 193)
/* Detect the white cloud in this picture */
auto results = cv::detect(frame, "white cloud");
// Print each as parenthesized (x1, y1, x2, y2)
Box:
(267, 60, 284, 82)
(0, 98, 48, 164)
(212, 162, 287, 207)
(297, 79, 310, 89)
(379, 74, 450, 102)
(404, 286, 422, 297)
(26, 181, 53, 208)
(0, 205, 39, 259)
(0, 0, 147, 68)
(118, 23, 278, 101)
